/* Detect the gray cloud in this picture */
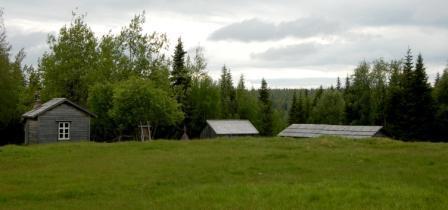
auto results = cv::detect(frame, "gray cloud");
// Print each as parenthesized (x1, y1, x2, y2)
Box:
(250, 29, 448, 68)
(209, 18, 343, 42)
(6, 27, 51, 66)
(251, 43, 321, 60)
(248, 78, 338, 88)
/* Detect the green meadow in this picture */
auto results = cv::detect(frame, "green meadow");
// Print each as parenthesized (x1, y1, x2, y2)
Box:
(0, 137, 447, 209)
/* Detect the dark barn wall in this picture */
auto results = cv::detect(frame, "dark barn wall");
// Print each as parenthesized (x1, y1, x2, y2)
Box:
(24, 119, 39, 144)
(373, 130, 387, 138)
(36, 103, 90, 143)
(200, 125, 216, 139)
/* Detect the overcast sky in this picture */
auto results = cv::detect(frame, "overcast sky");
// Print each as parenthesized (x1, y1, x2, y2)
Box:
(2, 0, 448, 88)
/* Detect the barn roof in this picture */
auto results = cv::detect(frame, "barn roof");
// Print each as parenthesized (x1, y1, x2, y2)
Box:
(206, 120, 259, 135)
(22, 98, 96, 119)
(278, 124, 384, 138)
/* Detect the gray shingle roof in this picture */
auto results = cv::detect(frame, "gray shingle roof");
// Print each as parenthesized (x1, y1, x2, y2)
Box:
(22, 98, 96, 119)
(278, 124, 383, 138)
(207, 120, 259, 135)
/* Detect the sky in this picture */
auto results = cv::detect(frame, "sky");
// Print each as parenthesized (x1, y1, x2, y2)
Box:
(2, 0, 448, 88)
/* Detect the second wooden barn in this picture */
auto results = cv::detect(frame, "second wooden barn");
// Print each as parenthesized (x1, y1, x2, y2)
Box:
(200, 120, 259, 139)
(278, 124, 386, 139)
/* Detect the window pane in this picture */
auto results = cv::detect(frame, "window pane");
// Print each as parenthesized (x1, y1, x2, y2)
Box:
(59, 134, 63, 138)
(59, 129, 63, 133)
(65, 134, 69, 138)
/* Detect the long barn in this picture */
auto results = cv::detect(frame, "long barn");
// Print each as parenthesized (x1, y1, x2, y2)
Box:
(200, 120, 259, 139)
(278, 124, 386, 139)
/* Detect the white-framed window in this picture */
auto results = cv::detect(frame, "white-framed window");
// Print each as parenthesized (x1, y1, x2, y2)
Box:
(58, 122, 70, 140)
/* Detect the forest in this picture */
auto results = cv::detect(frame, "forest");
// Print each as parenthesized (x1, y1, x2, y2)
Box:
(0, 11, 447, 145)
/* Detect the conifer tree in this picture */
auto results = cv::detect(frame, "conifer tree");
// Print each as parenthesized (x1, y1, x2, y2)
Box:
(171, 37, 190, 98)
(259, 78, 273, 136)
(385, 60, 405, 138)
(288, 92, 299, 124)
(219, 65, 236, 118)
(336, 77, 341, 90)
(433, 68, 448, 140)
(409, 54, 434, 139)
(435, 72, 440, 86)
(296, 92, 307, 123)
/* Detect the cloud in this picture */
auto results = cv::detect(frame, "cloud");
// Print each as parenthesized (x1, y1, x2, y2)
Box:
(247, 78, 338, 89)
(251, 43, 321, 60)
(6, 27, 50, 66)
(249, 27, 448, 67)
(209, 18, 343, 42)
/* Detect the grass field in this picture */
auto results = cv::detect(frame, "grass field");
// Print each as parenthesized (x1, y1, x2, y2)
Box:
(0, 137, 447, 209)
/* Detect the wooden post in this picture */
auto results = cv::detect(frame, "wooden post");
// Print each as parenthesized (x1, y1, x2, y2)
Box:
(140, 121, 144, 142)
(147, 121, 152, 141)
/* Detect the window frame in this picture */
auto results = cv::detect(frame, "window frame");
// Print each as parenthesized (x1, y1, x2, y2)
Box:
(58, 121, 71, 141)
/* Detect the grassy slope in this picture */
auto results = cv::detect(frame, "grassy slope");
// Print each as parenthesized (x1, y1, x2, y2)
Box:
(0, 137, 447, 210)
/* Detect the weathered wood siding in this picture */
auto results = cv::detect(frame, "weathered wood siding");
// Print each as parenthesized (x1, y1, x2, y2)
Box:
(200, 125, 216, 139)
(36, 103, 90, 143)
(24, 119, 39, 144)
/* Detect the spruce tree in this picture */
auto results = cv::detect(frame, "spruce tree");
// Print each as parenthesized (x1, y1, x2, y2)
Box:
(219, 65, 236, 118)
(303, 89, 311, 123)
(288, 92, 299, 124)
(170, 38, 192, 135)
(312, 86, 324, 107)
(385, 60, 405, 138)
(344, 75, 351, 90)
(409, 54, 434, 139)
(336, 77, 341, 90)
(296, 92, 306, 123)
(171, 37, 190, 96)
(435, 72, 440, 86)
(259, 78, 273, 136)
(433, 68, 448, 140)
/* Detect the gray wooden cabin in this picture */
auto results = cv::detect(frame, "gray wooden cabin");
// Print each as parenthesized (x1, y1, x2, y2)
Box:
(22, 98, 96, 144)
(278, 124, 386, 139)
(200, 120, 259, 139)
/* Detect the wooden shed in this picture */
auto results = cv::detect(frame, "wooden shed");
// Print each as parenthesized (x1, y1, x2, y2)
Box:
(278, 124, 386, 139)
(22, 98, 96, 144)
(200, 120, 259, 139)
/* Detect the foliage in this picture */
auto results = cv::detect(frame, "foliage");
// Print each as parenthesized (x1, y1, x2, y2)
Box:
(40, 13, 98, 106)
(87, 83, 115, 141)
(170, 38, 190, 99)
(259, 79, 274, 136)
(219, 65, 236, 118)
(109, 77, 183, 138)
(0, 11, 27, 145)
(350, 61, 373, 124)
(288, 92, 308, 124)
(385, 51, 435, 140)
(115, 12, 168, 78)
(433, 67, 448, 138)
(310, 90, 346, 124)
(188, 76, 222, 137)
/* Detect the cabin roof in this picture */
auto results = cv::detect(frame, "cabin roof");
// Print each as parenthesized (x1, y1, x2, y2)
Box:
(22, 98, 96, 119)
(206, 120, 259, 135)
(278, 124, 383, 138)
